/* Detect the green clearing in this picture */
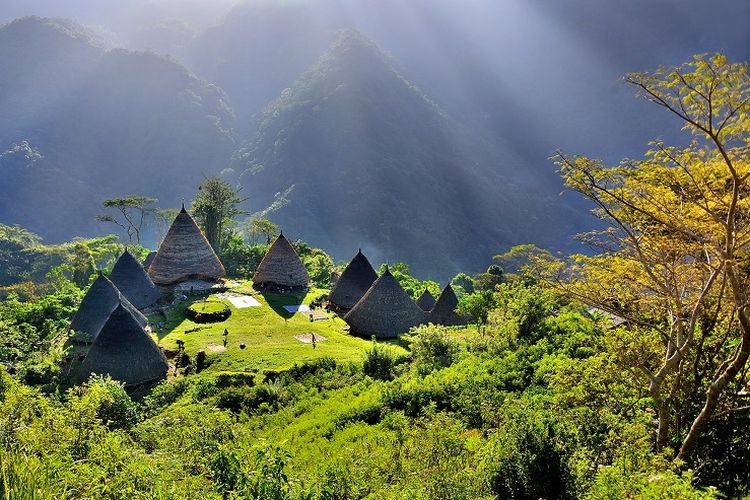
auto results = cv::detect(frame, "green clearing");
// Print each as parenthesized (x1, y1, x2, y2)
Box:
(186, 300, 228, 314)
(156, 282, 409, 374)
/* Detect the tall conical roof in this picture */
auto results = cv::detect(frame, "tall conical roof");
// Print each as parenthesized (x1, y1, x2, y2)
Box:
(329, 249, 378, 310)
(142, 251, 157, 270)
(109, 250, 161, 309)
(147, 206, 225, 285)
(252, 233, 309, 288)
(416, 288, 437, 311)
(69, 274, 147, 344)
(79, 303, 168, 387)
(344, 268, 426, 338)
(429, 283, 467, 326)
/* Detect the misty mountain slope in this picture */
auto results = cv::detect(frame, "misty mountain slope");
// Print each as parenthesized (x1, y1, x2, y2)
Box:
(234, 31, 584, 278)
(0, 17, 236, 242)
(188, 1, 344, 133)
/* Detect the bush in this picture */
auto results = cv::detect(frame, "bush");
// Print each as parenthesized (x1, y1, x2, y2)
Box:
(143, 378, 191, 412)
(215, 381, 289, 415)
(215, 371, 256, 389)
(75, 375, 140, 430)
(410, 326, 462, 375)
(482, 406, 574, 499)
(363, 340, 400, 381)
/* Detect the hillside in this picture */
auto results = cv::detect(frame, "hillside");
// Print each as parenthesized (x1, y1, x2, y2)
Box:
(234, 31, 584, 279)
(188, 1, 340, 131)
(0, 17, 235, 243)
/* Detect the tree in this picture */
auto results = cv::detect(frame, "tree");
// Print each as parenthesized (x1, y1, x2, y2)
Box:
(458, 290, 497, 328)
(494, 244, 554, 282)
(451, 273, 475, 294)
(70, 243, 96, 288)
(377, 263, 441, 299)
(246, 217, 279, 245)
(191, 178, 247, 253)
(473, 265, 504, 292)
(549, 54, 750, 462)
(153, 208, 179, 246)
(96, 196, 157, 245)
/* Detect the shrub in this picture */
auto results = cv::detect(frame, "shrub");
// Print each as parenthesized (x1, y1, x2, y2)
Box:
(143, 378, 191, 412)
(75, 375, 140, 430)
(363, 340, 400, 381)
(481, 402, 576, 499)
(409, 326, 462, 375)
(215, 371, 256, 388)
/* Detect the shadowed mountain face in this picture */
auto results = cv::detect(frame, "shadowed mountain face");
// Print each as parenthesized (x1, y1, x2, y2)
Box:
(234, 31, 584, 278)
(0, 17, 234, 242)
(1, 2, 747, 279)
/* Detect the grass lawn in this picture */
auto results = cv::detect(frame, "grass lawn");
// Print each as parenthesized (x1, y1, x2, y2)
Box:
(156, 282, 408, 374)
(187, 300, 229, 314)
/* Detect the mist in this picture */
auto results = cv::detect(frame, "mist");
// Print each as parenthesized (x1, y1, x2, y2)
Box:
(1, 0, 748, 277)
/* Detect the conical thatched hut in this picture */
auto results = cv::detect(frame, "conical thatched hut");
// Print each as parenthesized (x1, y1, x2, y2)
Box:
(109, 250, 161, 309)
(329, 249, 378, 311)
(252, 232, 309, 290)
(142, 251, 156, 270)
(69, 274, 147, 344)
(79, 303, 168, 387)
(147, 206, 225, 285)
(429, 284, 467, 326)
(416, 288, 437, 311)
(344, 268, 427, 338)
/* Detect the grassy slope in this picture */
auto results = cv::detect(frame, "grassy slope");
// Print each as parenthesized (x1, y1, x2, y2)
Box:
(156, 282, 408, 374)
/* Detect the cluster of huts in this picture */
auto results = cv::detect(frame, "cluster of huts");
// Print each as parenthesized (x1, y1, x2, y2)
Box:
(67, 205, 465, 388)
(255, 238, 467, 338)
(68, 206, 226, 388)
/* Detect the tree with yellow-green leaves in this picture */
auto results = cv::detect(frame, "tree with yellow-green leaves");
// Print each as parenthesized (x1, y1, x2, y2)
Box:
(547, 54, 750, 463)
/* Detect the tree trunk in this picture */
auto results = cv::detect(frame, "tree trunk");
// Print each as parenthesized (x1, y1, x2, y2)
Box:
(650, 386, 670, 451)
(676, 334, 750, 462)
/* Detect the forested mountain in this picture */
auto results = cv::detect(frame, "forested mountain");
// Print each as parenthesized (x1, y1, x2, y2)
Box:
(188, 2, 339, 132)
(233, 31, 583, 277)
(0, 17, 234, 242)
(1, 1, 747, 277)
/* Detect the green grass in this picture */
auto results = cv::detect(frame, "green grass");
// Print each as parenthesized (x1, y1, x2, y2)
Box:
(187, 301, 228, 314)
(156, 282, 408, 374)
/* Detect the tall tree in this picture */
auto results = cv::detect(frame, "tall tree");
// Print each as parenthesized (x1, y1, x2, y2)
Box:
(153, 208, 179, 246)
(245, 217, 279, 245)
(192, 178, 247, 253)
(548, 54, 750, 462)
(96, 196, 157, 245)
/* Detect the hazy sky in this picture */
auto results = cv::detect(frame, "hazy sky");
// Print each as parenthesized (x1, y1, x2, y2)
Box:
(2, 0, 746, 173)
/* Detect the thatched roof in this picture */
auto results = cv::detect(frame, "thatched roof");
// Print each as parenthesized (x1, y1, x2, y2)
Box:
(329, 249, 378, 310)
(109, 250, 161, 309)
(79, 303, 168, 387)
(416, 289, 437, 311)
(344, 268, 427, 338)
(69, 274, 147, 344)
(142, 251, 156, 270)
(429, 284, 467, 326)
(252, 232, 309, 289)
(147, 206, 225, 285)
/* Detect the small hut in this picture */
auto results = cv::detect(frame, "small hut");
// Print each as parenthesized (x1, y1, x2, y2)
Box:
(328, 249, 378, 311)
(109, 250, 161, 309)
(69, 274, 147, 344)
(142, 251, 157, 270)
(416, 288, 437, 311)
(429, 284, 467, 326)
(252, 232, 309, 290)
(344, 267, 426, 338)
(79, 303, 168, 387)
(147, 205, 225, 285)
